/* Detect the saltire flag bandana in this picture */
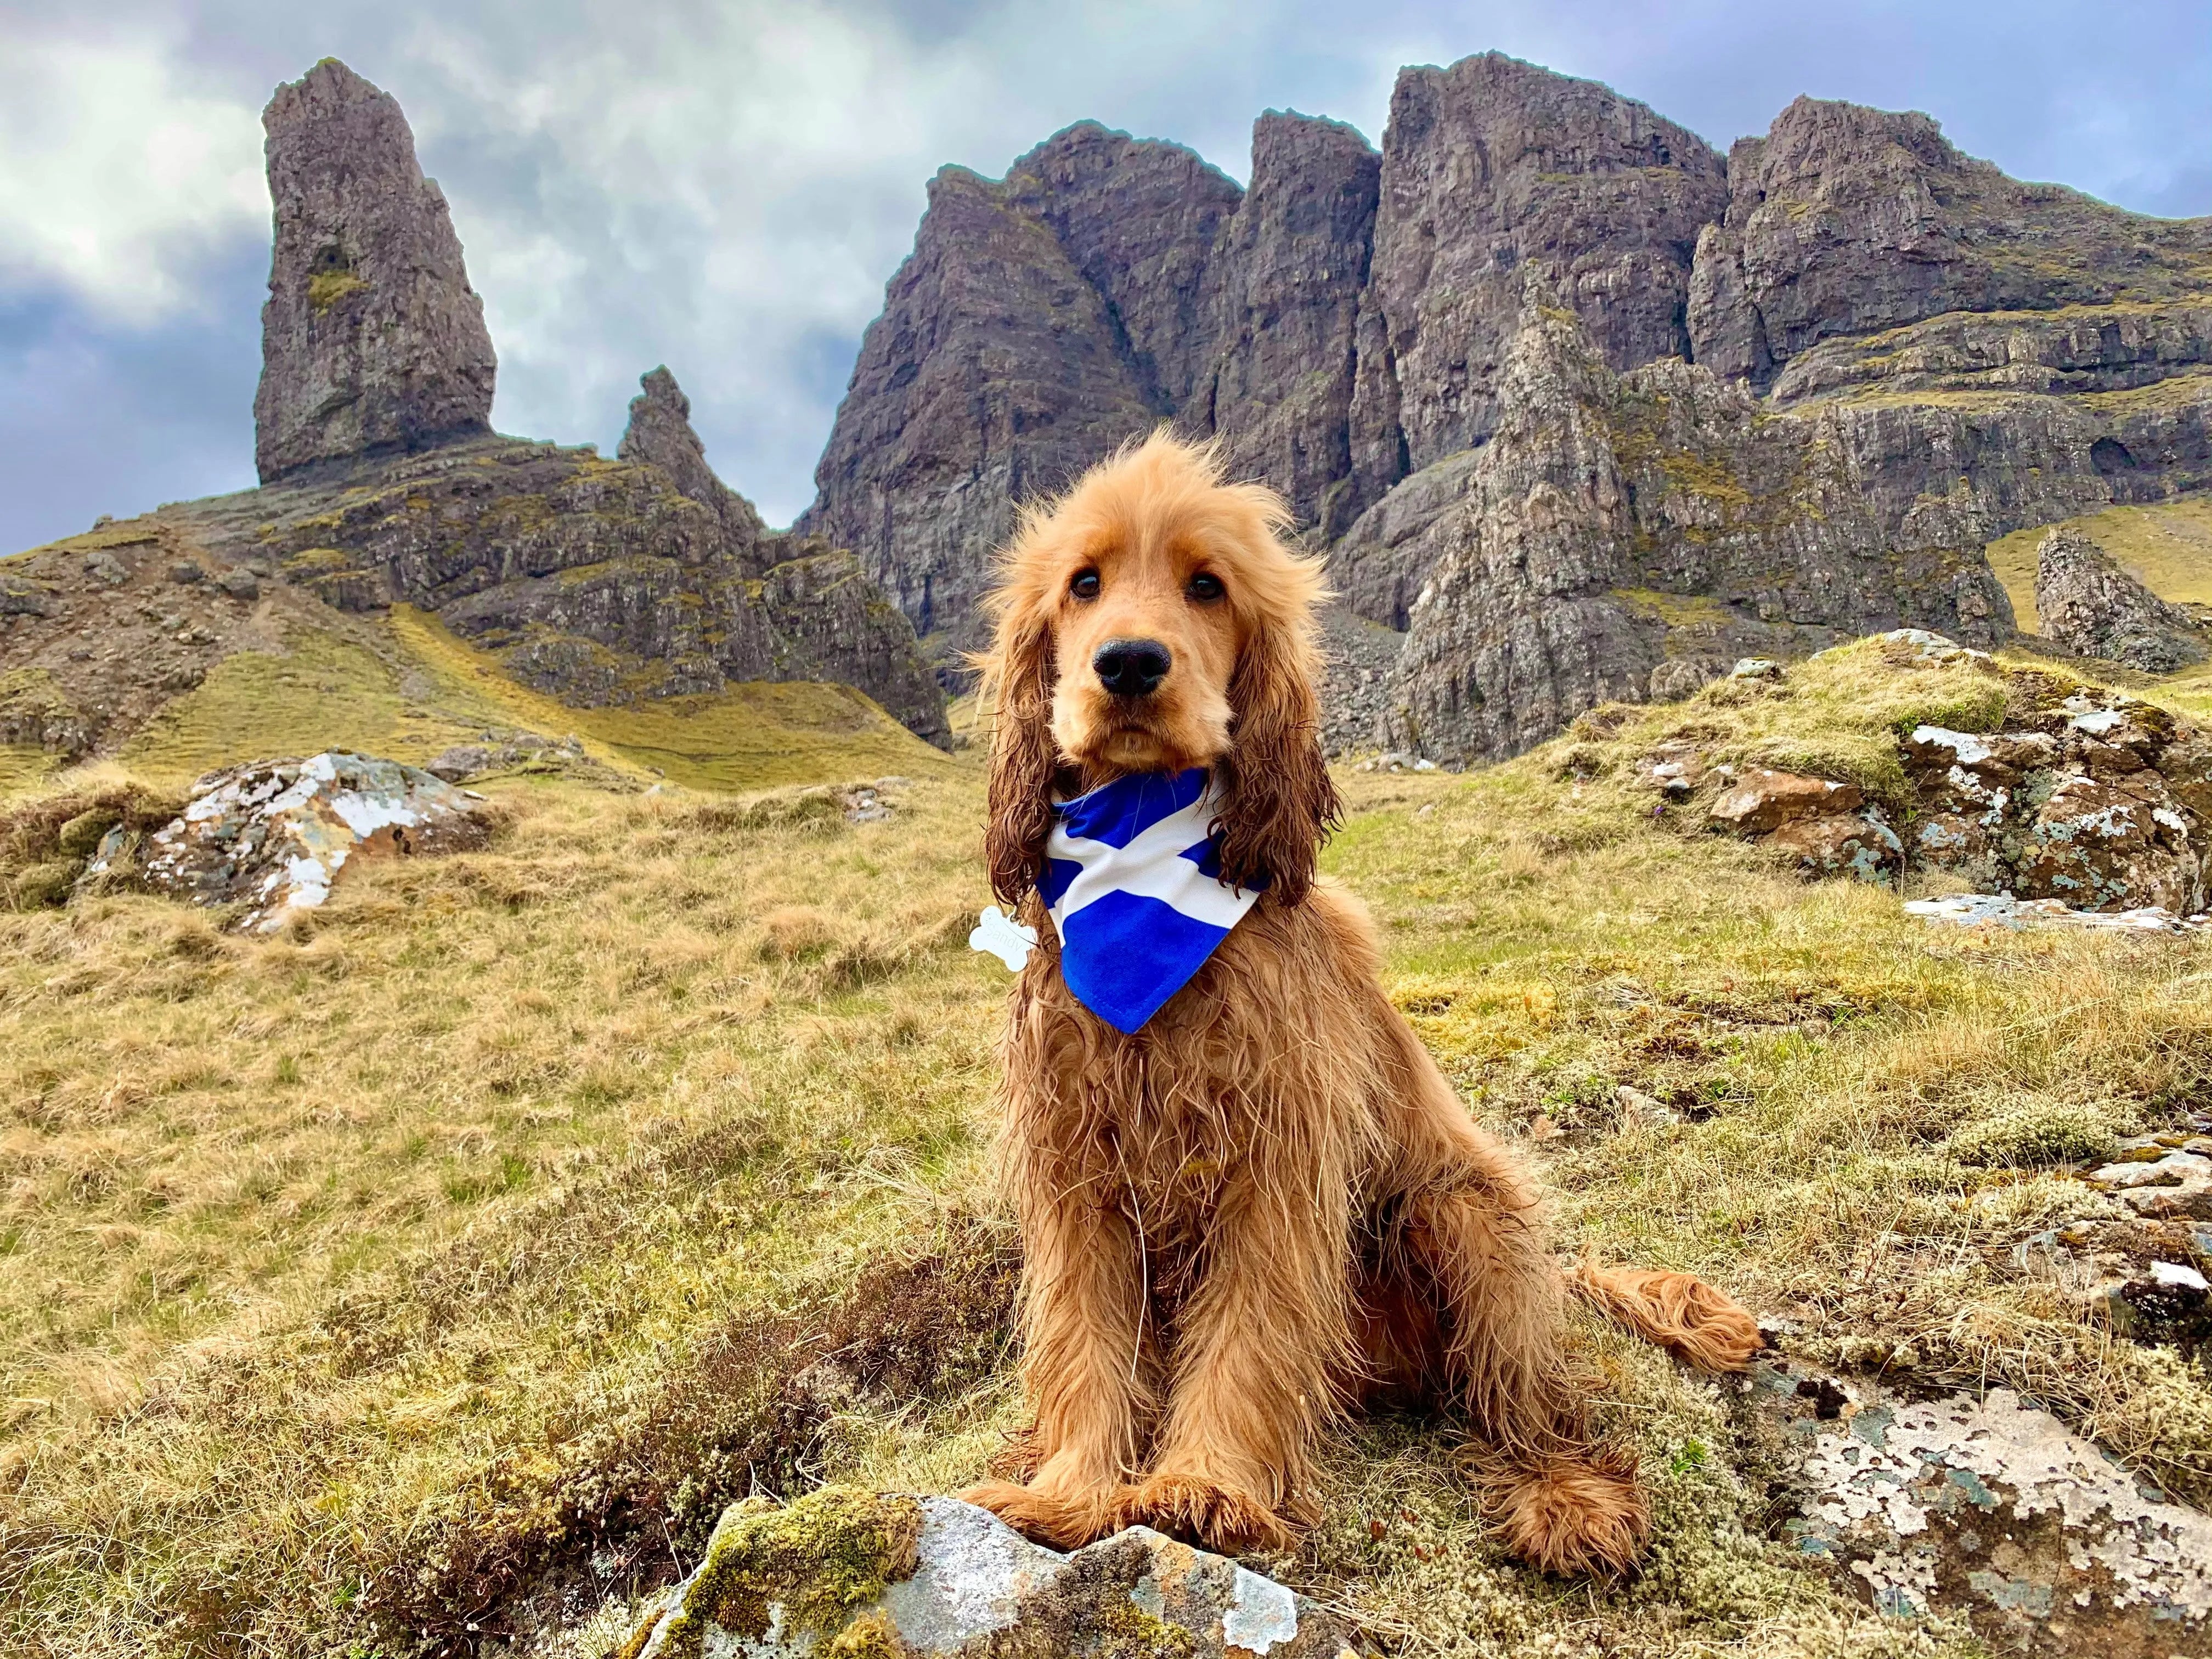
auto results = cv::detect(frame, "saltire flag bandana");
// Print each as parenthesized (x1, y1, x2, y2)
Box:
(1039, 768, 1263, 1033)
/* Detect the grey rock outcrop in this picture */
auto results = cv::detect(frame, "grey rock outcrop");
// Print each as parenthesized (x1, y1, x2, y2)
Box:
(253, 59, 497, 482)
(1679, 637, 2212, 914)
(2035, 526, 2208, 672)
(1388, 292, 2020, 765)
(624, 1488, 1372, 1658)
(1687, 95, 2212, 393)
(138, 752, 493, 932)
(1759, 1362, 2212, 1652)
(1346, 52, 1729, 505)
(618, 366, 769, 566)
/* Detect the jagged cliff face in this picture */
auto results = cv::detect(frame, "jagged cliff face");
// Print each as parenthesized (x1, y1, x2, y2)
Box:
(254, 60, 499, 483)
(805, 49, 2212, 755)
(1345, 53, 1729, 505)
(795, 149, 1166, 652)
(1688, 97, 2212, 392)
(1204, 114, 1379, 537)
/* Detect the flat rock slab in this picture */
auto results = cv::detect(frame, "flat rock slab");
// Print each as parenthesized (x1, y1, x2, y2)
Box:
(625, 1488, 1370, 1658)
(1757, 1363, 2212, 1655)
(136, 751, 489, 932)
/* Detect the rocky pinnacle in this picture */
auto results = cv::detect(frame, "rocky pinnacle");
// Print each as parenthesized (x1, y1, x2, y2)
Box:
(618, 366, 768, 561)
(253, 59, 498, 483)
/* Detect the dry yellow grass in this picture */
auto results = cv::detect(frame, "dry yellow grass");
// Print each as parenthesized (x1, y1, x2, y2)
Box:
(4, 637, 2210, 1658)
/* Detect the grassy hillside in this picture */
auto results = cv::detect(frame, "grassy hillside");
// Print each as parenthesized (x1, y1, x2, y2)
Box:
(6, 638, 2210, 1657)
(5, 599, 952, 802)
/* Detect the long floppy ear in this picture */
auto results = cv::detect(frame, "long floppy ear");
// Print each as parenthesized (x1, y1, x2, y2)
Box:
(1211, 617, 1341, 907)
(979, 610, 1060, 909)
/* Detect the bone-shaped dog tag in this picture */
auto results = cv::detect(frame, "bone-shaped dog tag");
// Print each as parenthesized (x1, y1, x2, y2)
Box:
(969, 904, 1037, 971)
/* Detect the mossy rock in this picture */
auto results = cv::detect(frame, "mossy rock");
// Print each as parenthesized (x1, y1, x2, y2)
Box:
(647, 1487, 923, 1657)
(55, 807, 124, 859)
(1948, 1101, 2123, 1170)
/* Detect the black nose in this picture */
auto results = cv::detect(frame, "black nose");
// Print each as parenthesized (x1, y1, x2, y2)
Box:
(1093, 637, 1172, 697)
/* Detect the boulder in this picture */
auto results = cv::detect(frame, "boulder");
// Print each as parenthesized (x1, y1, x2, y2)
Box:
(1708, 769, 1866, 834)
(2035, 526, 2208, 673)
(1767, 811, 1902, 884)
(139, 752, 492, 932)
(624, 1488, 1370, 1658)
(253, 59, 498, 481)
(2010, 770, 2203, 915)
(1763, 1364, 2212, 1651)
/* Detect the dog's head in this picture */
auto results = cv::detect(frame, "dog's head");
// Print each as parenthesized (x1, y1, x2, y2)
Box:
(978, 431, 1341, 910)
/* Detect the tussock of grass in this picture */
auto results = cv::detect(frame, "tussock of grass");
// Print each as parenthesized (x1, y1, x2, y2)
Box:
(8, 634, 2212, 1656)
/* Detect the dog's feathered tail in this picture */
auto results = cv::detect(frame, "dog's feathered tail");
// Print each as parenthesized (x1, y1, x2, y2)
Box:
(1567, 1257, 1764, 1373)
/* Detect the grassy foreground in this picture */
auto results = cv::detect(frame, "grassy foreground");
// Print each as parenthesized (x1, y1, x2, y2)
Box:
(4, 639, 2211, 1658)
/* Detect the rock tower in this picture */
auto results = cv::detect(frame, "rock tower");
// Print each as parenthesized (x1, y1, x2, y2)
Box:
(253, 59, 498, 482)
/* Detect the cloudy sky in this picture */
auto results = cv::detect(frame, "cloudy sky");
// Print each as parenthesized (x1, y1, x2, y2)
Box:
(2, 0, 2207, 551)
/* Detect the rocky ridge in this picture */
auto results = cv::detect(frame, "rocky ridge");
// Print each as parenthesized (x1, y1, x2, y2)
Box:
(803, 50, 2212, 749)
(4, 63, 948, 761)
(1383, 293, 2023, 765)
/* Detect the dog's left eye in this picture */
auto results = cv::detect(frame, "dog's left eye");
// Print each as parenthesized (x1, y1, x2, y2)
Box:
(1187, 572, 1225, 603)
(1070, 570, 1101, 600)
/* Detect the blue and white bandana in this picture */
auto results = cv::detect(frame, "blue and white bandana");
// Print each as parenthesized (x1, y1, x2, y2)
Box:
(1037, 768, 1263, 1034)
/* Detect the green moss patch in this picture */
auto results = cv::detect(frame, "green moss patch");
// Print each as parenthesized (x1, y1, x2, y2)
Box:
(656, 1487, 923, 1656)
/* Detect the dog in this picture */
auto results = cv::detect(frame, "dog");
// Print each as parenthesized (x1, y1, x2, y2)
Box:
(960, 431, 1762, 1575)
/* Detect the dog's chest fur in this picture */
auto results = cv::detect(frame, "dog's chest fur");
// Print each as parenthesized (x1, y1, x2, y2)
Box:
(1008, 890, 1390, 1250)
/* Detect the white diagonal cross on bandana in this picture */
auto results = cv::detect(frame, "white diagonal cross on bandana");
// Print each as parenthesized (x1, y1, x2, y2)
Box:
(1039, 768, 1263, 1032)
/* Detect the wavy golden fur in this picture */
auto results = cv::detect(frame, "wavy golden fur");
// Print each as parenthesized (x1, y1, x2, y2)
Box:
(963, 432, 1762, 1573)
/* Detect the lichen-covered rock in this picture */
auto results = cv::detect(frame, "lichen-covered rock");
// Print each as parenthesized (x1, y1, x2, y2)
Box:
(253, 60, 497, 482)
(1767, 811, 1903, 884)
(2010, 769, 2204, 913)
(626, 1489, 1370, 1658)
(1762, 1363, 2212, 1653)
(139, 752, 492, 932)
(2035, 525, 2208, 672)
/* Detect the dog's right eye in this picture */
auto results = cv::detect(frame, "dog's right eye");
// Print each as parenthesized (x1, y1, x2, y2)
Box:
(1069, 570, 1101, 600)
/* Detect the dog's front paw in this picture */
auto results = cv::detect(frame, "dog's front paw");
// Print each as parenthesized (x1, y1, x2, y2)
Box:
(1491, 1451, 1650, 1577)
(959, 1479, 1113, 1550)
(1111, 1472, 1292, 1555)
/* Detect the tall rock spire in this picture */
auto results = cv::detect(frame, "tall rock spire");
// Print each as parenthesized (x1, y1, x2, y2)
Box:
(252, 59, 498, 482)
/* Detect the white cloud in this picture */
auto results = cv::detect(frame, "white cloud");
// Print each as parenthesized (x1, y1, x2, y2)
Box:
(0, 28, 266, 321)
